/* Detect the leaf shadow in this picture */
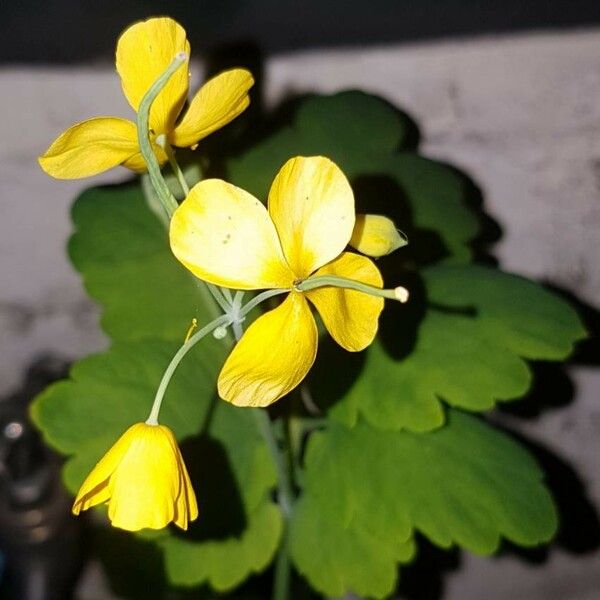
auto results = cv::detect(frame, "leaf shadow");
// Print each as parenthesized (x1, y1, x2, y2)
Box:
(396, 536, 461, 600)
(173, 434, 247, 541)
(497, 282, 599, 419)
(493, 424, 600, 561)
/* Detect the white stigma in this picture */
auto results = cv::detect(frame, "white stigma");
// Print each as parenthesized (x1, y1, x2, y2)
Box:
(394, 286, 409, 303)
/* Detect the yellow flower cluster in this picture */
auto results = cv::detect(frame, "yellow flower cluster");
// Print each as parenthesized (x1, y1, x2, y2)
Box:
(40, 17, 406, 532)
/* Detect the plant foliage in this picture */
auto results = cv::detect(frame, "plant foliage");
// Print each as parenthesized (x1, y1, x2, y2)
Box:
(32, 91, 585, 598)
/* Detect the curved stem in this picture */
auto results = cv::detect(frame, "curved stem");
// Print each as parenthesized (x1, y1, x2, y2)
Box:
(136, 54, 187, 219)
(239, 288, 289, 318)
(146, 314, 231, 425)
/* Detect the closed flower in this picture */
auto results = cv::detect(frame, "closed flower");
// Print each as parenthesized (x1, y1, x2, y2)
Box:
(72, 422, 198, 531)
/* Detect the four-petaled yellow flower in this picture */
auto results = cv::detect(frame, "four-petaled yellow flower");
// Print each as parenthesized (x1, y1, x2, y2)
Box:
(72, 423, 198, 531)
(170, 155, 386, 407)
(39, 17, 253, 179)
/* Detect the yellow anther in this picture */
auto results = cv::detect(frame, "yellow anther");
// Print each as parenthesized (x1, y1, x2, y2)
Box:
(184, 318, 198, 342)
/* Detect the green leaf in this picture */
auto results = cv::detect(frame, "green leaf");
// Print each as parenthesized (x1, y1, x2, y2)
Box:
(31, 341, 282, 590)
(228, 91, 479, 263)
(68, 183, 220, 342)
(316, 264, 585, 431)
(290, 410, 557, 599)
(290, 495, 415, 599)
(161, 501, 282, 591)
(424, 264, 587, 360)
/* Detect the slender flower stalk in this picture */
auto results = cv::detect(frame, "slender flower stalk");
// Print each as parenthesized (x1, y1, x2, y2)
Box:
(135, 54, 234, 316)
(146, 314, 232, 425)
(136, 54, 186, 218)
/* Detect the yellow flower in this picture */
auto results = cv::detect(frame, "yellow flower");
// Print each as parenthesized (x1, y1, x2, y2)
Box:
(72, 423, 198, 531)
(39, 17, 254, 179)
(170, 155, 386, 407)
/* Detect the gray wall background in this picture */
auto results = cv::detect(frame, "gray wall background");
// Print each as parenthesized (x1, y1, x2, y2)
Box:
(1, 22, 599, 600)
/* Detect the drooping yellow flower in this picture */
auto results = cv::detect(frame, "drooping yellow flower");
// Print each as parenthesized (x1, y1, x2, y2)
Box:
(170, 155, 386, 407)
(72, 422, 198, 531)
(39, 17, 254, 179)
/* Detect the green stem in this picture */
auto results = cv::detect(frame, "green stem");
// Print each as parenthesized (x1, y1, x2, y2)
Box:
(137, 64, 233, 322)
(146, 314, 231, 425)
(239, 288, 289, 318)
(296, 274, 409, 302)
(136, 53, 187, 219)
(205, 281, 234, 314)
(253, 408, 293, 600)
(273, 536, 291, 600)
(253, 410, 294, 516)
(164, 143, 190, 197)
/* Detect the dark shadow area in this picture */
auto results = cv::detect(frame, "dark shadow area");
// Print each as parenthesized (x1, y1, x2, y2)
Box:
(352, 175, 448, 268)
(546, 284, 600, 367)
(397, 537, 461, 600)
(495, 426, 600, 560)
(93, 528, 167, 600)
(95, 526, 273, 599)
(306, 334, 367, 415)
(3, 1, 600, 64)
(173, 435, 246, 541)
(499, 361, 575, 418)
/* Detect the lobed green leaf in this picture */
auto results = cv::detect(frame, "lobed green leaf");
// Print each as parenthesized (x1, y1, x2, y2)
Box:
(290, 410, 557, 598)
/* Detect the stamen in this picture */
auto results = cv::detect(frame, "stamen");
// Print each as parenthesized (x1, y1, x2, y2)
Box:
(184, 318, 198, 342)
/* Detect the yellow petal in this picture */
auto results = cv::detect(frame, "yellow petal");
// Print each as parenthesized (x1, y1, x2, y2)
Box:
(218, 292, 317, 407)
(72, 423, 141, 514)
(116, 17, 190, 134)
(306, 252, 384, 351)
(268, 156, 355, 278)
(170, 68, 254, 148)
(170, 179, 295, 290)
(38, 117, 141, 179)
(350, 214, 407, 257)
(108, 424, 180, 531)
(173, 447, 199, 530)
